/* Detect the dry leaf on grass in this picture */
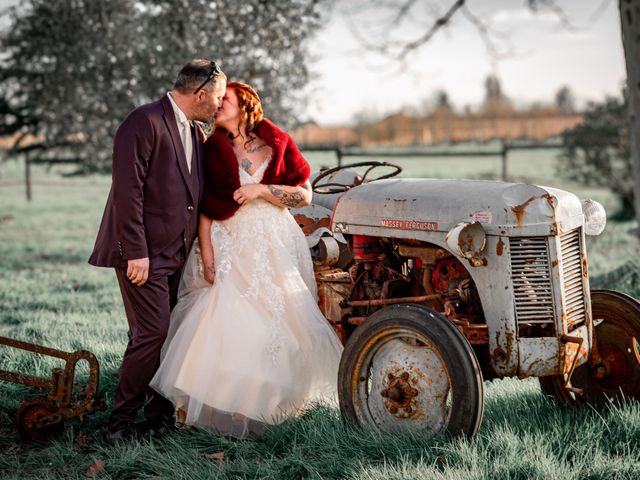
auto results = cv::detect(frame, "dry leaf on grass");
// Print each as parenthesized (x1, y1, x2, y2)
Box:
(85, 458, 105, 477)
(206, 452, 225, 462)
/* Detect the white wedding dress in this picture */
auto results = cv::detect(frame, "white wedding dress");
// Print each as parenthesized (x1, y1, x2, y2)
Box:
(150, 158, 343, 438)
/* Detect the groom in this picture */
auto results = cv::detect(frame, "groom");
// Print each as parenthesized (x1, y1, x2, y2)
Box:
(89, 59, 226, 440)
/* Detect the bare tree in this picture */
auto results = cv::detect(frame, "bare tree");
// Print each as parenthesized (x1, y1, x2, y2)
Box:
(0, 0, 324, 172)
(337, 0, 572, 68)
(619, 0, 640, 231)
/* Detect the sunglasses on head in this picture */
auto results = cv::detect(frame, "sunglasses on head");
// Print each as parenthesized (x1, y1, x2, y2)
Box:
(193, 61, 222, 94)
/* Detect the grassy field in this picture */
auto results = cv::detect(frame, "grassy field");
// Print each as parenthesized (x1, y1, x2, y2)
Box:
(0, 153, 639, 479)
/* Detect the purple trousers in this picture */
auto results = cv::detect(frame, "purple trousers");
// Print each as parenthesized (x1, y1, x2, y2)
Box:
(110, 238, 186, 432)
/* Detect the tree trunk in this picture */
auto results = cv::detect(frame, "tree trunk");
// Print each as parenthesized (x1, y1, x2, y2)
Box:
(619, 0, 640, 233)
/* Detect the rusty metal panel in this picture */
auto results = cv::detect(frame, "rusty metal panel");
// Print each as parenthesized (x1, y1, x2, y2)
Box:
(561, 325, 590, 375)
(517, 324, 590, 377)
(518, 337, 561, 377)
(317, 270, 352, 324)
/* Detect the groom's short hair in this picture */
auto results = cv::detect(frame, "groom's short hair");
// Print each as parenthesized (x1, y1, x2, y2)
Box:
(174, 59, 226, 94)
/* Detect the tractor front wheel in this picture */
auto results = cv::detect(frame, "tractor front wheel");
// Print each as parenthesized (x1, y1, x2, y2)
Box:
(338, 303, 484, 438)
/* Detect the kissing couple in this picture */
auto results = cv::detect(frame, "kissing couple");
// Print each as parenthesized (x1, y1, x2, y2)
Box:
(89, 59, 343, 441)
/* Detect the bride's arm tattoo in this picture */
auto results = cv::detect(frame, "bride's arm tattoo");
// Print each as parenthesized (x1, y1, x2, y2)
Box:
(268, 185, 304, 208)
(206, 260, 216, 281)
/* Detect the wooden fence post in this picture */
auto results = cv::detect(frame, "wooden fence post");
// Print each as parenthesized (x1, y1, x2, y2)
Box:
(25, 151, 32, 202)
(501, 141, 508, 181)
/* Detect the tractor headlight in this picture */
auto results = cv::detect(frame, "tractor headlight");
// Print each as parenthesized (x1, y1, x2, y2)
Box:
(581, 199, 606, 236)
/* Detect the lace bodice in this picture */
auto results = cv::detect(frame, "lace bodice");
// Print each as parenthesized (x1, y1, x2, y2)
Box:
(197, 152, 313, 363)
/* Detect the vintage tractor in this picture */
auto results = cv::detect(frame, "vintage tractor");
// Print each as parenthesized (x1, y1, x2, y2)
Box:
(293, 161, 640, 438)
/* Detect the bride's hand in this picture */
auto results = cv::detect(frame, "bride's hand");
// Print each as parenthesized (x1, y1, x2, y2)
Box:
(204, 260, 216, 284)
(233, 184, 266, 205)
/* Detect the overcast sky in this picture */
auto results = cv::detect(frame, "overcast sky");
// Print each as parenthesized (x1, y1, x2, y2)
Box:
(307, 0, 626, 125)
(0, 0, 626, 126)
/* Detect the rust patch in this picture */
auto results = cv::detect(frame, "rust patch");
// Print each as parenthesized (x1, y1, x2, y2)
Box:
(496, 237, 504, 256)
(293, 214, 330, 235)
(461, 324, 489, 344)
(551, 259, 560, 268)
(582, 257, 589, 278)
(504, 331, 515, 359)
(493, 347, 507, 363)
(510, 193, 556, 226)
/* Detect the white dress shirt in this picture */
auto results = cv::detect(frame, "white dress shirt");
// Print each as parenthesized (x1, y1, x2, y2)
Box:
(167, 92, 193, 173)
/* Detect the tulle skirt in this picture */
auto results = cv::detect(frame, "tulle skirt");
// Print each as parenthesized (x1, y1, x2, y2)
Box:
(150, 199, 343, 438)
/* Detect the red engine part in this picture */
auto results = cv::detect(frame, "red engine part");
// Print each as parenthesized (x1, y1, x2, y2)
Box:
(351, 235, 384, 261)
(432, 257, 469, 292)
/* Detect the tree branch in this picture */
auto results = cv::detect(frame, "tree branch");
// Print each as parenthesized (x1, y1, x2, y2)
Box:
(528, 0, 577, 31)
(396, 0, 466, 60)
(391, 0, 419, 25)
(460, 5, 514, 70)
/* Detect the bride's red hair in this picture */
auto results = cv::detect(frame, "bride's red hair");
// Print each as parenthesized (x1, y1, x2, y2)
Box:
(226, 82, 264, 145)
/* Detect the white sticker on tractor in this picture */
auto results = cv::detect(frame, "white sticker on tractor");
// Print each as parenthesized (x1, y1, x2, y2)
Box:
(469, 211, 492, 224)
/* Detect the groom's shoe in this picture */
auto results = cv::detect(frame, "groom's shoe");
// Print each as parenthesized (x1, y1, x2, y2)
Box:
(107, 425, 135, 445)
(141, 415, 176, 439)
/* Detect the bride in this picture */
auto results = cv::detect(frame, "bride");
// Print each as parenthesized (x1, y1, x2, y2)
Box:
(150, 82, 343, 438)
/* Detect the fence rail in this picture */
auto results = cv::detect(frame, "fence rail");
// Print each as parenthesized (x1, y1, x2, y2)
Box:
(300, 141, 564, 182)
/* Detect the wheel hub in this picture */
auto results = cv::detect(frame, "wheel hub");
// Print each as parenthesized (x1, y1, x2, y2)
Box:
(380, 371, 419, 416)
(590, 345, 630, 389)
(366, 338, 451, 431)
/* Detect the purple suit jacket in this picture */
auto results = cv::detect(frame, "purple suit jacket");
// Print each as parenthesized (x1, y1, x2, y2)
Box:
(89, 95, 204, 268)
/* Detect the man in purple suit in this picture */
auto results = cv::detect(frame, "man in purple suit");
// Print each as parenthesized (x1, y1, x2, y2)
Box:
(89, 59, 226, 441)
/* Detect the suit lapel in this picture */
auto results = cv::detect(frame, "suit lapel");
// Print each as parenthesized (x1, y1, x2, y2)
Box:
(161, 95, 195, 201)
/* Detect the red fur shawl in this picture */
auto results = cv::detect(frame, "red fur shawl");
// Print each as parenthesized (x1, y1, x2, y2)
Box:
(200, 118, 310, 220)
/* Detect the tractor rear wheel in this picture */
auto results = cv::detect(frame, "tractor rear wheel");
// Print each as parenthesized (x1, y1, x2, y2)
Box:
(540, 289, 640, 406)
(338, 303, 484, 438)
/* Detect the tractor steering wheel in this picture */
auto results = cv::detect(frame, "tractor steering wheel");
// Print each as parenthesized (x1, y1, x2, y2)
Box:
(311, 161, 402, 194)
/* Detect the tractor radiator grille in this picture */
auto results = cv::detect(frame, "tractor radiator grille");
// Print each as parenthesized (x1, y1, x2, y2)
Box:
(560, 228, 586, 329)
(510, 237, 554, 327)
